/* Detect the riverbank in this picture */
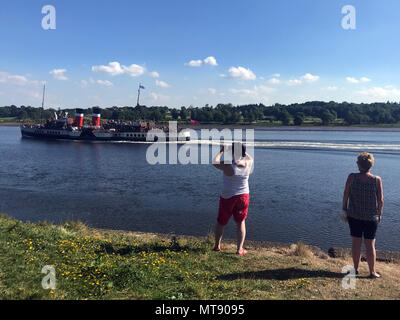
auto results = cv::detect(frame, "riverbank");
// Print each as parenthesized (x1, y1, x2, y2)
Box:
(0, 123, 20, 127)
(1, 214, 399, 300)
(180, 124, 400, 132)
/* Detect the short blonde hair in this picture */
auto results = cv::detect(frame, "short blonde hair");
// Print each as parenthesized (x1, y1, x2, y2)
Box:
(357, 152, 374, 172)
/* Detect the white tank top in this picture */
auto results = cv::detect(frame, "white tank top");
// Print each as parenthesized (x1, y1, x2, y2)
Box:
(220, 160, 253, 199)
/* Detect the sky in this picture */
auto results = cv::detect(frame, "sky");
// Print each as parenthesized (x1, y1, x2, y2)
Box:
(1, 0, 400, 109)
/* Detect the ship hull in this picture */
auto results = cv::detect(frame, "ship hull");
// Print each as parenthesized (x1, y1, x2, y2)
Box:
(20, 126, 191, 142)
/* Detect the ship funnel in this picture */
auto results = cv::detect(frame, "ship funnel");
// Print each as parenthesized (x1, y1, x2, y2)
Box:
(91, 107, 101, 127)
(74, 108, 84, 127)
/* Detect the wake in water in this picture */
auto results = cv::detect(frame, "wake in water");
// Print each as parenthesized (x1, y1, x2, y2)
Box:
(89, 139, 400, 152)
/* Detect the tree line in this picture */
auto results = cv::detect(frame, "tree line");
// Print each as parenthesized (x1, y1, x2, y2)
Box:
(2, 101, 400, 125)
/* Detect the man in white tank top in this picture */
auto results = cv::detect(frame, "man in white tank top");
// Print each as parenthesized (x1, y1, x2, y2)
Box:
(212, 142, 253, 255)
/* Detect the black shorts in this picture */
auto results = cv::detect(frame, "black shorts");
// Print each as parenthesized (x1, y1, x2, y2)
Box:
(348, 217, 379, 240)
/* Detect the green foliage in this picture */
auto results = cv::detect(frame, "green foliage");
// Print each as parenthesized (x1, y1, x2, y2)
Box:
(294, 113, 304, 126)
(2, 101, 400, 126)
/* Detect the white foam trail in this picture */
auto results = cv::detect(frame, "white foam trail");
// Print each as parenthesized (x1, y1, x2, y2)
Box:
(87, 139, 400, 151)
(188, 140, 400, 151)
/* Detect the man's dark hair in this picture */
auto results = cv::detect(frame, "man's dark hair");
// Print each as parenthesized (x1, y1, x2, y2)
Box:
(232, 142, 246, 158)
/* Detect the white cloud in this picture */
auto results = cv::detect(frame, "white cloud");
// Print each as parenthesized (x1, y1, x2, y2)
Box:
(347, 76, 372, 84)
(8, 74, 30, 85)
(225, 66, 256, 80)
(92, 62, 124, 76)
(185, 56, 218, 67)
(301, 73, 319, 83)
(204, 56, 218, 66)
(155, 80, 170, 88)
(268, 78, 281, 84)
(185, 59, 203, 67)
(150, 71, 160, 78)
(208, 88, 217, 94)
(326, 86, 338, 91)
(287, 79, 302, 86)
(360, 77, 372, 83)
(0, 71, 39, 86)
(92, 61, 145, 77)
(284, 73, 319, 86)
(272, 73, 281, 78)
(97, 80, 113, 87)
(150, 92, 170, 102)
(50, 69, 68, 81)
(80, 80, 88, 88)
(123, 64, 146, 77)
(230, 85, 275, 101)
(346, 77, 359, 84)
(357, 86, 400, 99)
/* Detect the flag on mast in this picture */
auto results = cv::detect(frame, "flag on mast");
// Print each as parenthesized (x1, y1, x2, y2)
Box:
(139, 85, 145, 89)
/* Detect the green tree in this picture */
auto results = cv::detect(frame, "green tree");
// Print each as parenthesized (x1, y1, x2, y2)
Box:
(180, 107, 189, 121)
(294, 113, 304, 126)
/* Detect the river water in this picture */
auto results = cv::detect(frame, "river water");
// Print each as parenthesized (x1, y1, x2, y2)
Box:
(0, 126, 399, 251)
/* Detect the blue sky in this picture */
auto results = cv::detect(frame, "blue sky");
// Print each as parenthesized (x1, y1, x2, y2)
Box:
(1, 0, 400, 108)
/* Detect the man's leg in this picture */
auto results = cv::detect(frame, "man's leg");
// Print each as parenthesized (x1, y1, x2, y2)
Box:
(236, 220, 246, 254)
(214, 223, 224, 251)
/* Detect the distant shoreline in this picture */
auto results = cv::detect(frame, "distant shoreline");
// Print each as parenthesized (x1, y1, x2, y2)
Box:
(3, 122, 400, 132)
(0, 123, 20, 127)
(180, 124, 400, 132)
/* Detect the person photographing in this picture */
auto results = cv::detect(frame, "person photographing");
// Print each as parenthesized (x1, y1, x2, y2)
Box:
(212, 142, 253, 255)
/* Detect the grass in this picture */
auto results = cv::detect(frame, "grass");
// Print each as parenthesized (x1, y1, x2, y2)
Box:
(0, 214, 399, 300)
(0, 117, 18, 123)
(290, 241, 314, 259)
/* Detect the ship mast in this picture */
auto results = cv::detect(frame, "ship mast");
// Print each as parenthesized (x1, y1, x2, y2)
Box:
(40, 83, 46, 124)
(137, 83, 141, 107)
(137, 83, 145, 107)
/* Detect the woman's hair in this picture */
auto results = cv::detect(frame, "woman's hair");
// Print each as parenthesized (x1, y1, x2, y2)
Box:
(357, 152, 374, 172)
(232, 142, 246, 158)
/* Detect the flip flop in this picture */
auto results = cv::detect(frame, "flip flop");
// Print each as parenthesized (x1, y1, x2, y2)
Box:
(369, 273, 381, 279)
(237, 249, 248, 256)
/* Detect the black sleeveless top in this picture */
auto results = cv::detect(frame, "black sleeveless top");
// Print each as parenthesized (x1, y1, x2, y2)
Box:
(347, 173, 379, 221)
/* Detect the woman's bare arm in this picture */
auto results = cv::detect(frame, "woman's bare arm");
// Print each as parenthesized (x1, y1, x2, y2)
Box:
(213, 150, 225, 170)
(213, 148, 234, 176)
(342, 174, 354, 211)
(244, 153, 254, 175)
(376, 176, 384, 222)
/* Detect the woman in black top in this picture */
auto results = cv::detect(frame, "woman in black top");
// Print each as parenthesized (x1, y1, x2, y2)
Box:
(342, 152, 384, 278)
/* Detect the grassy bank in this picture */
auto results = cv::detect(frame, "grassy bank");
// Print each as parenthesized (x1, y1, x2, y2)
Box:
(0, 214, 399, 300)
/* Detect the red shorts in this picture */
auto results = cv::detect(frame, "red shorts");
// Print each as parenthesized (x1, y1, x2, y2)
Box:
(217, 194, 249, 226)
